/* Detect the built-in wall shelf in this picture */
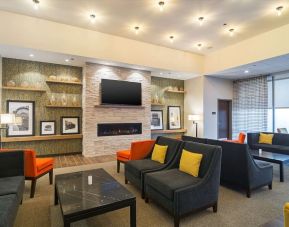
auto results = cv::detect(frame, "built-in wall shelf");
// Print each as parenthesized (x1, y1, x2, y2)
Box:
(94, 105, 145, 109)
(46, 105, 82, 108)
(165, 89, 186, 94)
(2, 86, 46, 92)
(1, 134, 83, 143)
(46, 80, 82, 85)
(151, 103, 165, 107)
(151, 129, 187, 134)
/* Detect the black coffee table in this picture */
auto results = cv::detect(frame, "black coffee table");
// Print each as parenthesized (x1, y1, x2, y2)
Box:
(54, 168, 136, 227)
(251, 150, 289, 182)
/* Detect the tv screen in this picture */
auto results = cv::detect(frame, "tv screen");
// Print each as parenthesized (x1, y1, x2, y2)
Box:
(101, 79, 142, 106)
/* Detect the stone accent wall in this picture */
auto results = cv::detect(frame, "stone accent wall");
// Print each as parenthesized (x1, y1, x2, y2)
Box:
(83, 63, 151, 157)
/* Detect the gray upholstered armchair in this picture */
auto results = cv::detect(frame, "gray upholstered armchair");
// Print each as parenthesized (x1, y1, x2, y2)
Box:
(144, 142, 222, 227)
(125, 136, 182, 198)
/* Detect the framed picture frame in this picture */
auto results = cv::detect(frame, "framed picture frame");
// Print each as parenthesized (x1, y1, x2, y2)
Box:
(40, 121, 56, 136)
(168, 106, 181, 130)
(151, 110, 164, 130)
(61, 116, 80, 135)
(7, 100, 35, 137)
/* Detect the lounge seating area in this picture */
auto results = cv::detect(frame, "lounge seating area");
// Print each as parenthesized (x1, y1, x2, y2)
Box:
(1, 1, 289, 227)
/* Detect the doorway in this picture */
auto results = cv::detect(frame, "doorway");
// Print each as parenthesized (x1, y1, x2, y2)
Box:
(218, 99, 232, 139)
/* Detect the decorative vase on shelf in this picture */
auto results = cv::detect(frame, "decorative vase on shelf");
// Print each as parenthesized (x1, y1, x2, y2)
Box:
(72, 95, 78, 106)
(154, 95, 159, 104)
(7, 80, 16, 87)
(61, 93, 68, 106)
(49, 94, 56, 105)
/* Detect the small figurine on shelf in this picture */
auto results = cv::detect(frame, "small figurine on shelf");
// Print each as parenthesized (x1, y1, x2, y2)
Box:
(6, 80, 16, 87)
(154, 94, 159, 104)
(49, 93, 57, 105)
(48, 75, 57, 81)
(61, 92, 68, 106)
(72, 95, 78, 106)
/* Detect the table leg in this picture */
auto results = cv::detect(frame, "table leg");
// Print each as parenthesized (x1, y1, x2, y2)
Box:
(280, 163, 284, 182)
(64, 219, 70, 227)
(130, 199, 136, 227)
(54, 185, 58, 205)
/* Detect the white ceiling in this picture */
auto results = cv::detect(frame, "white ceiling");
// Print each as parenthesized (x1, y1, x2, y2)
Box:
(209, 54, 289, 80)
(0, 0, 289, 54)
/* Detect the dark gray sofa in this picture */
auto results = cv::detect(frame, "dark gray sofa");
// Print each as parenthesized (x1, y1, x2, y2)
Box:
(0, 151, 25, 227)
(144, 141, 222, 227)
(247, 132, 289, 155)
(125, 136, 182, 198)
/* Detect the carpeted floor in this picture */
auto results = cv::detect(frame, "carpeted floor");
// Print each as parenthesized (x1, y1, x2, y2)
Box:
(14, 161, 288, 227)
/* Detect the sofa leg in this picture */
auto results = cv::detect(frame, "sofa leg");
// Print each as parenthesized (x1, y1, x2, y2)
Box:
(174, 215, 180, 227)
(125, 179, 128, 184)
(213, 202, 218, 213)
(20, 198, 23, 205)
(49, 169, 53, 185)
(268, 183, 272, 190)
(30, 179, 37, 198)
(141, 191, 145, 199)
(246, 189, 251, 198)
(117, 160, 120, 173)
(145, 196, 149, 203)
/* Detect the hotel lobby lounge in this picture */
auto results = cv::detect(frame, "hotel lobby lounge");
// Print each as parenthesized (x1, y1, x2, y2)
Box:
(1, 1, 289, 227)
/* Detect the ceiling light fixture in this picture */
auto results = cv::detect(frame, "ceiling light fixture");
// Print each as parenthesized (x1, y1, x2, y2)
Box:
(65, 59, 69, 62)
(158, 1, 165, 12)
(169, 35, 174, 43)
(197, 43, 203, 50)
(29, 54, 34, 58)
(198, 17, 204, 26)
(244, 70, 249, 74)
(276, 6, 284, 16)
(134, 26, 140, 35)
(89, 14, 96, 23)
(32, 0, 40, 10)
(229, 28, 235, 37)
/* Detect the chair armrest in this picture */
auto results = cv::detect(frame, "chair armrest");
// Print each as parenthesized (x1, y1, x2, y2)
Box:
(248, 159, 273, 189)
(0, 151, 24, 178)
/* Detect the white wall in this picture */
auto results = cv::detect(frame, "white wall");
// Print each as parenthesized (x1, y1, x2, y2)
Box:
(0, 56, 2, 112)
(203, 76, 233, 139)
(184, 76, 204, 137)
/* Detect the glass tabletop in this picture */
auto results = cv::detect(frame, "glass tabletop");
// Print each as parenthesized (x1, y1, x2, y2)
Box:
(55, 168, 135, 216)
(250, 149, 289, 162)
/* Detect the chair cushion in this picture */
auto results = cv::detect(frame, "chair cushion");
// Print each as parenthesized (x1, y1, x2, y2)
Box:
(36, 158, 53, 172)
(259, 133, 273, 144)
(0, 194, 19, 227)
(179, 150, 203, 177)
(0, 176, 24, 201)
(146, 169, 201, 200)
(151, 144, 168, 164)
(125, 159, 163, 178)
(117, 150, 131, 160)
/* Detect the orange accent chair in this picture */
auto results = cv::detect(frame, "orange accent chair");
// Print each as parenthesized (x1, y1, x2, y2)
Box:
(0, 149, 54, 198)
(225, 132, 246, 144)
(116, 140, 155, 173)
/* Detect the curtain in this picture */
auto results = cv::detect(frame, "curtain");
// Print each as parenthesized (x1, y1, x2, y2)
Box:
(232, 76, 268, 138)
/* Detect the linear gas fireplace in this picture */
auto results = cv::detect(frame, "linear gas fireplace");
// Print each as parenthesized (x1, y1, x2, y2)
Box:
(97, 123, 142, 137)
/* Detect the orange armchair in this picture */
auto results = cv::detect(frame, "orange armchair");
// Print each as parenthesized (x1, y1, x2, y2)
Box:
(0, 148, 54, 198)
(116, 140, 155, 173)
(225, 132, 246, 144)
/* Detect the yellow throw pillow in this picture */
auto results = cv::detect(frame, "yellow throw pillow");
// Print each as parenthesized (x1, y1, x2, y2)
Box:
(179, 150, 203, 177)
(284, 203, 289, 227)
(259, 133, 274, 144)
(151, 144, 168, 164)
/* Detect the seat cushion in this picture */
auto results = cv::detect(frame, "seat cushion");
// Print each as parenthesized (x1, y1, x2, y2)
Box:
(145, 169, 201, 200)
(0, 176, 24, 202)
(125, 159, 163, 178)
(117, 150, 131, 160)
(0, 194, 19, 227)
(36, 158, 53, 172)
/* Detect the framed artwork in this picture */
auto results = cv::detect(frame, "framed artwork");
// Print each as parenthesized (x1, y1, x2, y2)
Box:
(7, 100, 35, 137)
(61, 116, 80, 134)
(40, 121, 56, 136)
(168, 106, 181, 130)
(151, 110, 164, 130)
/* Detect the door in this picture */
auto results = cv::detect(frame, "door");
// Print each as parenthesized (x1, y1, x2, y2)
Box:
(218, 100, 232, 139)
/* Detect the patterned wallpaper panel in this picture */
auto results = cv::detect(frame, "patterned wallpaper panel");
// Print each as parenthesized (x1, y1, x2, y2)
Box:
(1, 58, 83, 156)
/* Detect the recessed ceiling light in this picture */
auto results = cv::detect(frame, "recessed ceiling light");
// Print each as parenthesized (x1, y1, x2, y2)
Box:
(32, 0, 40, 10)
(158, 1, 165, 12)
(29, 54, 34, 58)
(65, 59, 69, 62)
(244, 70, 249, 74)
(169, 35, 174, 43)
(276, 6, 284, 16)
(197, 43, 203, 50)
(89, 14, 96, 23)
(160, 72, 163, 75)
(229, 28, 235, 37)
(198, 17, 204, 26)
(134, 26, 140, 35)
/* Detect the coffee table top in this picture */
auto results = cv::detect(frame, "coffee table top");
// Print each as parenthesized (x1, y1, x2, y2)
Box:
(55, 168, 135, 216)
(250, 149, 289, 163)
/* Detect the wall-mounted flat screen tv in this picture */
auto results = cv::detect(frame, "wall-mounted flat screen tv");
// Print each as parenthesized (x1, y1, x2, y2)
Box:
(101, 79, 142, 106)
